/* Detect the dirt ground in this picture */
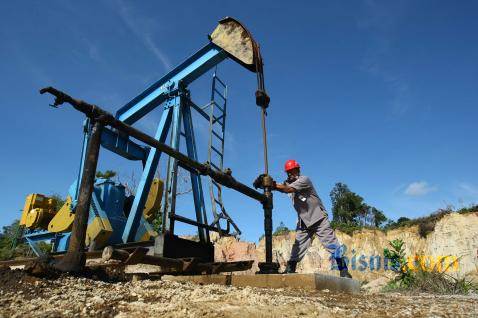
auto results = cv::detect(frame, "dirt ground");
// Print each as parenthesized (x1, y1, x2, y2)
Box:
(0, 268, 477, 318)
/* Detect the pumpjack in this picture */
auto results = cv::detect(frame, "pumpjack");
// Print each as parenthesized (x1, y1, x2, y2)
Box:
(19, 17, 279, 274)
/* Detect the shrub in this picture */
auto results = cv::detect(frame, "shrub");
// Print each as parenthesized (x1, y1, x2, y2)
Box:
(258, 222, 291, 241)
(410, 266, 476, 294)
(384, 208, 454, 238)
(383, 239, 477, 294)
(457, 204, 478, 214)
(273, 222, 290, 236)
(383, 239, 414, 288)
(330, 221, 366, 236)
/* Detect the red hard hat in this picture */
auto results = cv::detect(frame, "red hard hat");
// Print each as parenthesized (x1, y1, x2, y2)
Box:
(284, 159, 300, 172)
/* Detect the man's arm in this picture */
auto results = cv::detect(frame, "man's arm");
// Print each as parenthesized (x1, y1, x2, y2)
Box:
(275, 176, 312, 194)
(274, 183, 296, 193)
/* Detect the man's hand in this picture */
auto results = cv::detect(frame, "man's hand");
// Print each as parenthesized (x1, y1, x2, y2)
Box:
(253, 174, 266, 189)
(253, 174, 278, 190)
(254, 175, 295, 193)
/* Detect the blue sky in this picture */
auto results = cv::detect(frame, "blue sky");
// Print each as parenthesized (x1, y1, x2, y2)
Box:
(1, 1, 477, 242)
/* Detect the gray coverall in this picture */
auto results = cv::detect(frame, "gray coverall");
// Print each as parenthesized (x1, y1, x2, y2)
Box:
(287, 175, 340, 262)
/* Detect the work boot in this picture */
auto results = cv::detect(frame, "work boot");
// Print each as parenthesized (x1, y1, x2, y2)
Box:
(340, 269, 353, 279)
(282, 260, 297, 274)
(335, 257, 353, 279)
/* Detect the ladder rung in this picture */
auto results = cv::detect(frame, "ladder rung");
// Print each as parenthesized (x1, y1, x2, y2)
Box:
(188, 99, 212, 121)
(214, 88, 226, 101)
(214, 76, 227, 88)
(212, 115, 225, 125)
(211, 146, 223, 157)
(210, 101, 224, 112)
(201, 101, 213, 110)
(212, 130, 223, 141)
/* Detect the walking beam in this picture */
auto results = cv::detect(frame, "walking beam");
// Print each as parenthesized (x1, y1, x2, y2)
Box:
(40, 87, 266, 204)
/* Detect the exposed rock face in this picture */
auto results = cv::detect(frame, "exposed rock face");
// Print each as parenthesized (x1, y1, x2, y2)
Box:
(213, 235, 259, 274)
(214, 212, 478, 281)
(425, 213, 478, 278)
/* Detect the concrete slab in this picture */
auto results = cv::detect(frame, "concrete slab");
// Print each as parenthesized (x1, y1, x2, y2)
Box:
(163, 273, 361, 294)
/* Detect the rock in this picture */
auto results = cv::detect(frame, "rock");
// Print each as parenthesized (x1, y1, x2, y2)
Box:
(214, 235, 259, 274)
(213, 212, 478, 282)
(90, 295, 105, 305)
(361, 277, 391, 293)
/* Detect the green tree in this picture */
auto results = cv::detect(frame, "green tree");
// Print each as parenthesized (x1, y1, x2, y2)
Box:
(273, 222, 290, 236)
(330, 182, 387, 228)
(151, 216, 163, 233)
(96, 170, 117, 179)
(330, 182, 365, 224)
(0, 219, 30, 260)
(50, 193, 66, 211)
(397, 217, 410, 224)
(372, 207, 387, 227)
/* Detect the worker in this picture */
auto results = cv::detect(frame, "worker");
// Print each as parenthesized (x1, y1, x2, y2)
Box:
(273, 160, 352, 278)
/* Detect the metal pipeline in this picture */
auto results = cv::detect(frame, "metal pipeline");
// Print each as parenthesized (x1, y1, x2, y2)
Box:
(54, 120, 103, 272)
(39, 87, 267, 204)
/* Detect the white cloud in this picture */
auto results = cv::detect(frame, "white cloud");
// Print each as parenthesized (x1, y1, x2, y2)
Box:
(458, 183, 478, 196)
(357, 1, 414, 118)
(404, 181, 437, 196)
(114, 0, 172, 71)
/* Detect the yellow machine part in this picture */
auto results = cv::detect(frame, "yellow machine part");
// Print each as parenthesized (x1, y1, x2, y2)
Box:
(25, 208, 55, 229)
(20, 194, 57, 230)
(143, 178, 164, 222)
(140, 227, 158, 241)
(21, 178, 162, 244)
(85, 217, 113, 248)
(48, 196, 74, 233)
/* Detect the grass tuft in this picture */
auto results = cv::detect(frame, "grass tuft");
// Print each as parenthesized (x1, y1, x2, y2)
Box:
(383, 239, 477, 294)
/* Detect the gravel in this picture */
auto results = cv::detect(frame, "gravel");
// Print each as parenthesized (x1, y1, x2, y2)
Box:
(0, 269, 477, 317)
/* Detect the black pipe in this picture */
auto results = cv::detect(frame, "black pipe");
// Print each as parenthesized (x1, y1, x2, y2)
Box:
(171, 214, 225, 233)
(54, 120, 103, 272)
(39, 87, 266, 204)
(40, 87, 280, 273)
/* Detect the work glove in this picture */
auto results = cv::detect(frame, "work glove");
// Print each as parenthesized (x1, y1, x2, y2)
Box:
(253, 174, 266, 189)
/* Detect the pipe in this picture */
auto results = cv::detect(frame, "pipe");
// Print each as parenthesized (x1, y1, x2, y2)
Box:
(39, 87, 266, 204)
(54, 120, 103, 272)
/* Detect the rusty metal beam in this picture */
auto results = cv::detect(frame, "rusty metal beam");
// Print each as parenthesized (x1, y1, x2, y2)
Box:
(53, 120, 103, 273)
(39, 87, 277, 274)
(102, 246, 192, 270)
(101, 246, 252, 274)
(0, 251, 103, 268)
(39, 87, 266, 204)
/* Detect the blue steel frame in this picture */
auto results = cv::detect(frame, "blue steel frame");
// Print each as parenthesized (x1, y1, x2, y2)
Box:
(116, 42, 228, 124)
(24, 40, 239, 253)
(124, 88, 212, 243)
(115, 42, 230, 243)
(181, 93, 209, 242)
(24, 231, 70, 256)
